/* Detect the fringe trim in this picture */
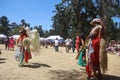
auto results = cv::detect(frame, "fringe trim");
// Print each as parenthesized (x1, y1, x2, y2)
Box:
(99, 38, 108, 73)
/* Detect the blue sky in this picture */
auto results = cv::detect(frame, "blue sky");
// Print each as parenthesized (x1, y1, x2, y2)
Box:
(0, 0, 120, 30)
(0, 0, 61, 30)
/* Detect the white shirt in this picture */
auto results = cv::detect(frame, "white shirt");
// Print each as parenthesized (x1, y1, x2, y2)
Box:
(65, 39, 71, 45)
(54, 39, 59, 46)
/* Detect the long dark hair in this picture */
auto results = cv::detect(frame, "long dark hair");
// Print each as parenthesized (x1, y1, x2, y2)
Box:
(80, 33, 85, 42)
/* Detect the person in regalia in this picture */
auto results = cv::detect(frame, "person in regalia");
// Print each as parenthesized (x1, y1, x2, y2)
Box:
(86, 18, 108, 80)
(15, 27, 32, 66)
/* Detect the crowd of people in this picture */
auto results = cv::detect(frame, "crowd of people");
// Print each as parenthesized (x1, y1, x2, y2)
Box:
(107, 40, 120, 56)
(4, 37, 15, 51)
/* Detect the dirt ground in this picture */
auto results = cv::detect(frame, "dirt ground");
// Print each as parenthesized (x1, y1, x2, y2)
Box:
(0, 44, 120, 80)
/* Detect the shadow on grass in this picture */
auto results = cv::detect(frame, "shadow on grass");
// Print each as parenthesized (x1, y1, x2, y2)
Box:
(0, 62, 6, 64)
(0, 58, 7, 64)
(49, 69, 120, 80)
(0, 58, 7, 60)
(49, 69, 87, 80)
(21, 62, 51, 68)
(102, 74, 120, 80)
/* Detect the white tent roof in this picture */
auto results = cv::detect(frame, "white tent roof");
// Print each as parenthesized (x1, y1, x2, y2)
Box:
(40, 37, 46, 41)
(11, 35, 20, 39)
(0, 34, 6, 38)
(40, 37, 45, 40)
(46, 35, 63, 40)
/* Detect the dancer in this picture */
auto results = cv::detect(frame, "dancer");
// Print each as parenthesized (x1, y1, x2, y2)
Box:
(15, 27, 40, 66)
(15, 27, 31, 66)
(86, 18, 108, 80)
(77, 33, 86, 66)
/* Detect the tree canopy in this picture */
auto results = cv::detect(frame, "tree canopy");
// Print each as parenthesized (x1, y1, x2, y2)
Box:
(0, 0, 120, 40)
(52, 0, 120, 40)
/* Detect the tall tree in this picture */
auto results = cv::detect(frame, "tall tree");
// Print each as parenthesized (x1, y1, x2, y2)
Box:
(52, 0, 120, 40)
(52, 0, 72, 39)
(34, 25, 44, 37)
(0, 16, 10, 35)
(10, 22, 20, 35)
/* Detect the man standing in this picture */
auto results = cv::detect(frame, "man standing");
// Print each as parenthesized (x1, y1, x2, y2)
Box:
(5, 36, 9, 50)
(65, 37, 71, 53)
(54, 38, 59, 52)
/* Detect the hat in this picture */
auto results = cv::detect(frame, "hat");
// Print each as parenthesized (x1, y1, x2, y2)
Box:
(90, 18, 102, 25)
(19, 27, 26, 33)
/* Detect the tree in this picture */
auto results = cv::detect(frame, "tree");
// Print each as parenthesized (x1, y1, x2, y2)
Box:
(10, 22, 20, 35)
(52, 0, 72, 39)
(44, 30, 49, 37)
(95, 0, 120, 40)
(52, 0, 120, 40)
(20, 19, 30, 27)
(0, 16, 10, 35)
(20, 19, 26, 26)
(34, 25, 44, 37)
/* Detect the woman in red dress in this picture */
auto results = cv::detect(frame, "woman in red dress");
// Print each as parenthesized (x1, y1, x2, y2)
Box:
(9, 37, 15, 51)
(75, 35, 80, 53)
(86, 18, 107, 79)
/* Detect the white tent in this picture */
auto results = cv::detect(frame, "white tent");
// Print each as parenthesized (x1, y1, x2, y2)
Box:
(40, 37, 46, 42)
(11, 35, 20, 39)
(46, 35, 63, 40)
(40, 37, 46, 40)
(0, 34, 6, 38)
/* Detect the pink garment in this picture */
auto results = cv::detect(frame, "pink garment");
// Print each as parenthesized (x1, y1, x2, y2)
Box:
(9, 39, 15, 48)
(75, 36, 80, 51)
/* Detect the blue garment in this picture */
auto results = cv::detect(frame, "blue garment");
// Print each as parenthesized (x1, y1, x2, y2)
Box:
(78, 48, 86, 66)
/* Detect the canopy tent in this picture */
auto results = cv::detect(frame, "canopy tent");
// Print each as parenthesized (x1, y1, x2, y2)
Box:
(40, 37, 46, 42)
(46, 35, 63, 40)
(0, 34, 7, 38)
(40, 37, 46, 40)
(45, 35, 64, 43)
(10, 35, 20, 39)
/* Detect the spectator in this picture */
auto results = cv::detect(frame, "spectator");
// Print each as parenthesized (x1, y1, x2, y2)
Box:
(9, 37, 15, 51)
(54, 38, 59, 52)
(65, 37, 71, 53)
(4, 36, 9, 50)
(71, 37, 76, 53)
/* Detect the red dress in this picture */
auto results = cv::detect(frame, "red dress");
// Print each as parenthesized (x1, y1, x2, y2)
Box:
(91, 33, 100, 66)
(24, 50, 32, 63)
(75, 36, 80, 51)
(86, 33, 100, 77)
(9, 39, 15, 48)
